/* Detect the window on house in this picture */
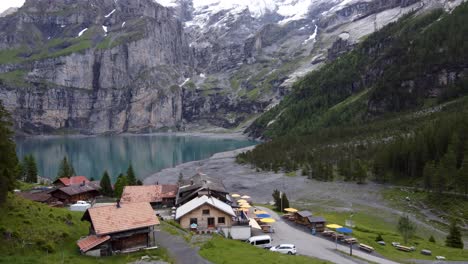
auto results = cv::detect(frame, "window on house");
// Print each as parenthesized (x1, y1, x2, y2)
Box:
(202, 209, 210, 215)
(190, 218, 198, 224)
(218, 217, 225, 224)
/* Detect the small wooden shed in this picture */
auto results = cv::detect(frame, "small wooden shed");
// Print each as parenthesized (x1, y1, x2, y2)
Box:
(307, 216, 326, 232)
(294, 211, 313, 225)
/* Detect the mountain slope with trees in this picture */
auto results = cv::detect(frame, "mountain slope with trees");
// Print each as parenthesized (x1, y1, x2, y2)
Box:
(239, 3, 468, 195)
(248, 4, 468, 138)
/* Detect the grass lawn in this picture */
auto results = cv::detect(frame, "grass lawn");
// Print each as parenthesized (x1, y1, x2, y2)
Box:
(0, 194, 171, 264)
(296, 204, 468, 262)
(383, 187, 468, 228)
(199, 235, 331, 264)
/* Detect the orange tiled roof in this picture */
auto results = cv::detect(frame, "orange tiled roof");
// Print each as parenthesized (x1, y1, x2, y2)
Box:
(77, 235, 110, 252)
(54, 176, 90, 186)
(121, 185, 177, 204)
(85, 202, 159, 235)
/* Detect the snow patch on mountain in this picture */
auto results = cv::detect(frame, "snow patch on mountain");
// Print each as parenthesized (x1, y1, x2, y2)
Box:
(153, 0, 178, 7)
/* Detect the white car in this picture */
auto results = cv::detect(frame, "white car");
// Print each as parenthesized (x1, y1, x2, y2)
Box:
(269, 244, 297, 255)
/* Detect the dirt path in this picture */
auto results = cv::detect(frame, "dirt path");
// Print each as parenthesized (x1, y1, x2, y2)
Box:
(153, 230, 211, 264)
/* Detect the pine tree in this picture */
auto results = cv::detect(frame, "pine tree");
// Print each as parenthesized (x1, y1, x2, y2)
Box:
(397, 215, 416, 244)
(114, 174, 128, 198)
(57, 156, 74, 179)
(441, 145, 457, 190)
(100, 171, 113, 197)
(272, 189, 281, 211)
(445, 221, 463, 248)
(25, 155, 38, 183)
(423, 161, 436, 190)
(432, 163, 445, 194)
(354, 160, 367, 184)
(280, 192, 290, 211)
(0, 101, 18, 204)
(126, 163, 137, 186)
(457, 153, 468, 195)
(428, 235, 435, 243)
(178, 172, 184, 183)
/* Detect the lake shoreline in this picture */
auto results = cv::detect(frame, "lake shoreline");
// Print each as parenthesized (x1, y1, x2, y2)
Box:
(14, 131, 255, 141)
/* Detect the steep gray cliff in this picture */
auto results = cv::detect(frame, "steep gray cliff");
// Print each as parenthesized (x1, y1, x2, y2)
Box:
(0, 0, 190, 134)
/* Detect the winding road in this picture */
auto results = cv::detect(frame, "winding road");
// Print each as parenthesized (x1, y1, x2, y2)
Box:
(258, 206, 401, 264)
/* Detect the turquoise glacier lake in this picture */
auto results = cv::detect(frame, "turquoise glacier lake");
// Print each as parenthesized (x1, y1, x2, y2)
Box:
(15, 134, 256, 182)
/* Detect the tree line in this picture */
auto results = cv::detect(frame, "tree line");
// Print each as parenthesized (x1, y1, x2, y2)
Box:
(100, 164, 142, 198)
(373, 112, 468, 194)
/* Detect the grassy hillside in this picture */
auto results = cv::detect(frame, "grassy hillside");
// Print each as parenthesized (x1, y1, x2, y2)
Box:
(0, 194, 170, 263)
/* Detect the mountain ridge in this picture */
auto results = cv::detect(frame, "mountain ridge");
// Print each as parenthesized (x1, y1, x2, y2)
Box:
(0, 0, 463, 134)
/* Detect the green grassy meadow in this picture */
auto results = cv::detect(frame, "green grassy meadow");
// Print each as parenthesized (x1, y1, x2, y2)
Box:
(295, 204, 468, 262)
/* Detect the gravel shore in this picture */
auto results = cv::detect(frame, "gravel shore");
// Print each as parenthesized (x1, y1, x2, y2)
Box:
(144, 146, 385, 207)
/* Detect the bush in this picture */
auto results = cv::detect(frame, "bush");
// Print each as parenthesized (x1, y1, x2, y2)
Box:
(375, 234, 384, 242)
(202, 240, 215, 250)
(429, 235, 435, 243)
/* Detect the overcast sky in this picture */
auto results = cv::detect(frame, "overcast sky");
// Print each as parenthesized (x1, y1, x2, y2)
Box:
(0, 0, 25, 13)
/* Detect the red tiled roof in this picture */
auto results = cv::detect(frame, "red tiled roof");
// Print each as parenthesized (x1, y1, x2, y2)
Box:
(83, 202, 160, 235)
(77, 235, 110, 252)
(121, 185, 177, 204)
(54, 176, 90, 186)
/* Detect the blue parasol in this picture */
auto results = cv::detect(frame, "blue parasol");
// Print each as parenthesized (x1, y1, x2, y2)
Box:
(336, 227, 353, 233)
(255, 213, 272, 218)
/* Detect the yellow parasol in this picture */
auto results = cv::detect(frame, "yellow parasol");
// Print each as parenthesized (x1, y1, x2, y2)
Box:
(240, 204, 252, 208)
(326, 224, 343, 229)
(260, 218, 276, 223)
(231, 194, 241, 198)
(254, 210, 268, 214)
(284, 208, 298, 213)
(237, 199, 247, 203)
(241, 195, 251, 199)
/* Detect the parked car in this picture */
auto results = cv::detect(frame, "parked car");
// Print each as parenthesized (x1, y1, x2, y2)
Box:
(270, 244, 297, 255)
(70, 200, 91, 212)
(247, 235, 273, 249)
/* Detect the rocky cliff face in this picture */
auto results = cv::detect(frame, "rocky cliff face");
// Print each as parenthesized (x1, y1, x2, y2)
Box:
(0, 0, 191, 134)
(0, 0, 463, 134)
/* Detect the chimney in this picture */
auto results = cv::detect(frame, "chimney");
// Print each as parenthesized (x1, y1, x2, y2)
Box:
(190, 180, 193, 185)
(81, 180, 85, 186)
(156, 181, 159, 185)
(116, 199, 121, 208)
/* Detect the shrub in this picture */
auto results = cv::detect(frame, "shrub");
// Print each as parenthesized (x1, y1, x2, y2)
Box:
(429, 235, 435, 243)
(375, 234, 384, 242)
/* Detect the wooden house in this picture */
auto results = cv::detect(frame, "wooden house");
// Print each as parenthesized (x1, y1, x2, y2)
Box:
(78, 202, 159, 256)
(295, 211, 313, 225)
(121, 184, 177, 208)
(50, 181, 100, 204)
(176, 173, 229, 205)
(307, 216, 326, 232)
(175, 195, 236, 230)
(17, 190, 63, 207)
(53, 176, 90, 188)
